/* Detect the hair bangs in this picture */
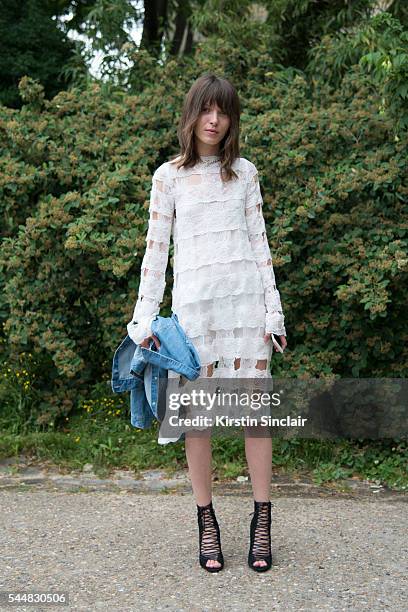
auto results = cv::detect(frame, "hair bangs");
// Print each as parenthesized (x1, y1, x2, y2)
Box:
(171, 73, 241, 182)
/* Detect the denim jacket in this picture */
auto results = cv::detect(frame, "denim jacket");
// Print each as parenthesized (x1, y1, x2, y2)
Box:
(111, 312, 201, 439)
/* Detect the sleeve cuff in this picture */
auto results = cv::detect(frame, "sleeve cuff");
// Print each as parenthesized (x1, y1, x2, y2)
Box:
(127, 315, 155, 345)
(265, 311, 286, 336)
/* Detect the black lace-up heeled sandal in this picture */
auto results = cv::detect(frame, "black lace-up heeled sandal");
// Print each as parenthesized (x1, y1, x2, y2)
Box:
(248, 500, 274, 572)
(197, 501, 224, 573)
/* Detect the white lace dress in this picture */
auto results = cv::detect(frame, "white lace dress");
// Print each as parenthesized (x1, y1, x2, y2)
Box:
(127, 154, 286, 380)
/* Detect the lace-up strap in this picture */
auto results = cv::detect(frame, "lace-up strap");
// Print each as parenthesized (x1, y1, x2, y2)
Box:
(197, 502, 222, 560)
(249, 501, 273, 559)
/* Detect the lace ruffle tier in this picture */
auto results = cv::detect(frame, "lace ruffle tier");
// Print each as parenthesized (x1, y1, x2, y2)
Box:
(127, 154, 286, 378)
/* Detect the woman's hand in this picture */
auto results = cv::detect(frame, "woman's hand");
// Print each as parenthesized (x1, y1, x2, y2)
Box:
(264, 333, 287, 352)
(139, 334, 161, 350)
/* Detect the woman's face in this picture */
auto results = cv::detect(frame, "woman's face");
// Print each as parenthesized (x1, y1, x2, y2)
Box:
(194, 101, 231, 152)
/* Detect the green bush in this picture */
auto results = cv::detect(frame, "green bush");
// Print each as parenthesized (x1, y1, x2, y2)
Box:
(0, 13, 407, 428)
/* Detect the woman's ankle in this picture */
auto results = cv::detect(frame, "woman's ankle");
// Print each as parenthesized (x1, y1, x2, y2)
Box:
(196, 497, 212, 508)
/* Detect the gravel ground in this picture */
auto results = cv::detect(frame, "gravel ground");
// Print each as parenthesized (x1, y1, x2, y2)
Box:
(1, 488, 407, 612)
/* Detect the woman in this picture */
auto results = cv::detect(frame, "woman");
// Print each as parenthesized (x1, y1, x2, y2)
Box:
(127, 73, 288, 573)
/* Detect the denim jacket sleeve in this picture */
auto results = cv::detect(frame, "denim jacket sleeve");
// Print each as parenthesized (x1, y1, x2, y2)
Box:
(127, 162, 175, 345)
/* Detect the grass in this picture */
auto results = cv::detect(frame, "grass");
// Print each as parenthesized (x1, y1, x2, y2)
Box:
(0, 410, 407, 490)
(1, 337, 406, 490)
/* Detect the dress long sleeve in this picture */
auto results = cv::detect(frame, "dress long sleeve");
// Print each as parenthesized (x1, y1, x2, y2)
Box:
(127, 163, 175, 344)
(245, 162, 287, 337)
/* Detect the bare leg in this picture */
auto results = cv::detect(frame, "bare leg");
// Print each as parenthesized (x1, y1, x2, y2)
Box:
(185, 429, 213, 506)
(184, 362, 215, 506)
(244, 358, 272, 499)
(185, 429, 222, 569)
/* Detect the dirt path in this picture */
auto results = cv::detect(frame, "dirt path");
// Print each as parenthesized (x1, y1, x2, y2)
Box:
(0, 458, 407, 611)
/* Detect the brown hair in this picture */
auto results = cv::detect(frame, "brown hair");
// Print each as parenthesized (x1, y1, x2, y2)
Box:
(169, 73, 241, 182)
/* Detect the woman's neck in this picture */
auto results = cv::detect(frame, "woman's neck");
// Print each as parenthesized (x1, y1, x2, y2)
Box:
(196, 145, 220, 157)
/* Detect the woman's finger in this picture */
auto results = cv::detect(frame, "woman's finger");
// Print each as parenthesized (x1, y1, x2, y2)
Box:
(152, 333, 161, 349)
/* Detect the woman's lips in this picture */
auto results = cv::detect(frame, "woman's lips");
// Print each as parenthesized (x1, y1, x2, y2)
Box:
(205, 129, 218, 135)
